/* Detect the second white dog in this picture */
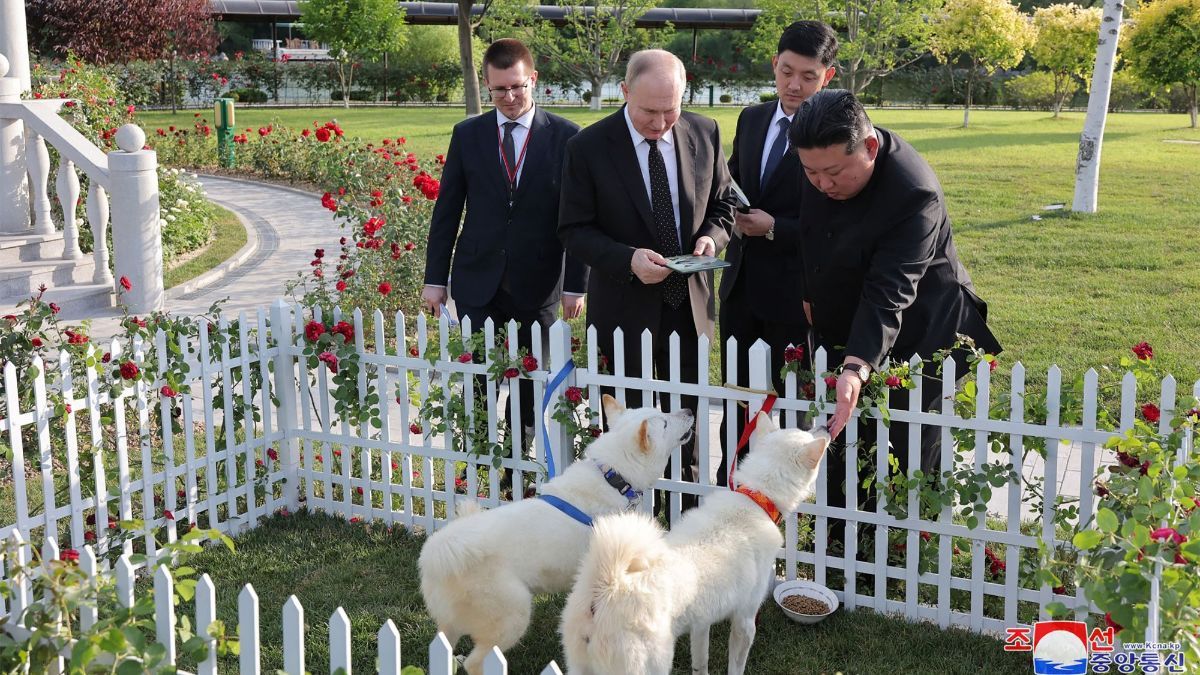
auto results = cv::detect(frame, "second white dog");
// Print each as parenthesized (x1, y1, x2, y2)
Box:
(418, 394, 692, 675)
(560, 412, 830, 675)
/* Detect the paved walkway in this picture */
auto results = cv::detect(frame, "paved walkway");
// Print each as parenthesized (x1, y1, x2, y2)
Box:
(90, 175, 342, 339)
(87, 174, 1097, 523)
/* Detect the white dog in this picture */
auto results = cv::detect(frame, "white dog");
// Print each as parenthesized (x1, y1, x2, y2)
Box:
(560, 412, 830, 675)
(418, 394, 692, 674)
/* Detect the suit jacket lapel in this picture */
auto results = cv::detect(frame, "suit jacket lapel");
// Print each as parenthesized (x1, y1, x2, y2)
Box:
(673, 115, 697, 246)
(744, 103, 772, 201)
(606, 109, 657, 239)
(478, 109, 511, 200)
(509, 108, 551, 209)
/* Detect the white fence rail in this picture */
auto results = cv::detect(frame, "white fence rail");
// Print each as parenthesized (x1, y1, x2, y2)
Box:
(0, 299, 1187, 663)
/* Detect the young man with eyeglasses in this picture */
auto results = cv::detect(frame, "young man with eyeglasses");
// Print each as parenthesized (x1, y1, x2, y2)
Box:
(423, 39, 588, 490)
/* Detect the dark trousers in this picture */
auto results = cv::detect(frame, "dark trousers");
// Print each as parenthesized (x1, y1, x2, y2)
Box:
(457, 289, 556, 488)
(717, 279, 810, 487)
(824, 359, 946, 546)
(596, 301, 701, 512)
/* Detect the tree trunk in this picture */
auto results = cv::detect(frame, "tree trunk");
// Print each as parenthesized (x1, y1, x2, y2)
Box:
(457, 0, 482, 117)
(1190, 85, 1198, 128)
(1053, 73, 1064, 118)
(963, 70, 973, 128)
(590, 80, 602, 111)
(340, 62, 350, 109)
(170, 55, 177, 115)
(1072, 0, 1125, 213)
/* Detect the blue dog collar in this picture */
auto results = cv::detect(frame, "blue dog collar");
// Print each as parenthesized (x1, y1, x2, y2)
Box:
(594, 461, 642, 506)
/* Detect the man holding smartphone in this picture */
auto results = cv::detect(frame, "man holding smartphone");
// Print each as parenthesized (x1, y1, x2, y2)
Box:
(716, 21, 838, 485)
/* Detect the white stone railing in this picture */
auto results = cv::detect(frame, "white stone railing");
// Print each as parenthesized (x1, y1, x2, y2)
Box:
(0, 54, 163, 314)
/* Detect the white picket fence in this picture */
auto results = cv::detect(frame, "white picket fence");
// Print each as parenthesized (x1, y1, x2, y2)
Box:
(0, 529, 564, 674)
(0, 298, 1189, 668)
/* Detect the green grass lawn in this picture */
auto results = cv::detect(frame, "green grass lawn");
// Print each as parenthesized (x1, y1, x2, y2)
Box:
(178, 509, 1030, 674)
(135, 106, 1200, 387)
(163, 204, 247, 290)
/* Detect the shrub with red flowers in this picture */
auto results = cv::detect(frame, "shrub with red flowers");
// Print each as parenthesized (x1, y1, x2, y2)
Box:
(1034, 342, 1200, 653)
(147, 117, 439, 325)
(300, 312, 380, 429)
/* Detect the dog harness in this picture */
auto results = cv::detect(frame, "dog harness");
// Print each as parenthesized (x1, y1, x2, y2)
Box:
(537, 463, 642, 527)
(734, 486, 783, 525)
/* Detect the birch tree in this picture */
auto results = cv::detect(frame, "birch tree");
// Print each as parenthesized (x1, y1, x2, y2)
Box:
(1071, 0, 1126, 213)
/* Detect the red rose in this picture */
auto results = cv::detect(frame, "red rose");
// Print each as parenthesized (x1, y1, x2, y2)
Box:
(988, 358, 998, 372)
(589, 426, 602, 438)
(1116, 450, 1140, 468)
(405, 242, 416, 251)
(920, 531, 931, 542)
(336, 280, 347, 292)
(504, 367, 520, 379)
(1052, 585, 1066, 594)
(885, 375, 902, 388)
(318, 351, 339, 373)
(160, 385, 176, 398)
(320, 192, 337, 212)
(1104, 612, 1123, 633)
(305, 321, 325, 343)
(31, 337, 42, 347)
(409, 422, 422, 434)
(1175, 552, 1187, 565)
(356, 487, 364, 495)
(49, 303, 60, 314)
(565, 386, 583, 403)
(102, 352, 111, 363)
(823, 375, 838, 388)
(1150, 527, 1186, 544)
(1141, 403, 1161, 423)
(378, 281, 392, 295)
(333, 321, 354, 343)
(267, 447, 279, 461)
(84, 531, 96, 543)
(119, 361, 139, 380)
(314, 248, 324, 259)
(802, 382, 815, 399)
(61, 549, 80, 563)
(315, 127, 331, 142)
(1132, 341, 1153, 360)
(163, 509, 174, 521)
(301, 128, 311, 137)
(1095, 482, 1110, 497)
(409, 346, 419, 357)
(119, 275, 132, 291)
(457, 352, 473, 363)
(522, 355, 539, 371)
(783, 346, 803, 363)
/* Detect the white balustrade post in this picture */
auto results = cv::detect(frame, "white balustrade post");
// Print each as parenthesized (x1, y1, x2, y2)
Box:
(0, 54, 30, 233)
(26, 129, 52, 235)
(107, 124, 162, 314)
(87, 182, 113, 284)
(0, 0, 33, 91)
(56, 158, 82, 258)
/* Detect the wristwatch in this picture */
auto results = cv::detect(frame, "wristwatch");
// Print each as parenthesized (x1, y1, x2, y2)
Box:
(839, 362, 871, 384)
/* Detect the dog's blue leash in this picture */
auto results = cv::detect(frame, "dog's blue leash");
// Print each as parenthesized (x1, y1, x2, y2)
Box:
(539, 360, 576, 479)
(537, 493, 594, 527)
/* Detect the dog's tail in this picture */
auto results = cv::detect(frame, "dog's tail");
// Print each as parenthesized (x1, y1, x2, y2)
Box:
(561, 512, 674, 674)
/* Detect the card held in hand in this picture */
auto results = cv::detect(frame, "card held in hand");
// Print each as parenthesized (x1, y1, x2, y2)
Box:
(664, 255, 731, 274)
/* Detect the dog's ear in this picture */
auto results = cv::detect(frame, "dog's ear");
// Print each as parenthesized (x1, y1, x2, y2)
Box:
(637, 419, 652, 454)
(752, 411, 777, 440)
(602, 394, 624, 424)
(800, 433, 831, 470)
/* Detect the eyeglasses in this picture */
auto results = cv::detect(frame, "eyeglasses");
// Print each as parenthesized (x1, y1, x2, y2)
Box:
(487, 80, 532, 99)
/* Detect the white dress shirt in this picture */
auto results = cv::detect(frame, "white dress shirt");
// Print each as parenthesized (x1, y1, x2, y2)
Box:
(759, 101, 794, 183)
(623, 106, 682, 245)
(497, 104, 536, 187)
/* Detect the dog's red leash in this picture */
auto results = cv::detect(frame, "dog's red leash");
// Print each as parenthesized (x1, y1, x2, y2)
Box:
(726, 393, 777, 488)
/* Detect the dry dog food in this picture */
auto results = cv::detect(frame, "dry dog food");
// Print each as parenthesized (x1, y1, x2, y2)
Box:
(781, 594, 831, 615)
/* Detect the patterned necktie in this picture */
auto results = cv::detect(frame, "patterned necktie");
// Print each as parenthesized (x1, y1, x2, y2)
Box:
(647, 139, 687, 309)
(760, 116, 791, 188)
(502, 121, 519, 194)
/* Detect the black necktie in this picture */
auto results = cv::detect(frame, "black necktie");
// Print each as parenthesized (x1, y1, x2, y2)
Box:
(646, 139, 687, 309)
(502, 121, 518, 194)
(761, 117, 791, 187)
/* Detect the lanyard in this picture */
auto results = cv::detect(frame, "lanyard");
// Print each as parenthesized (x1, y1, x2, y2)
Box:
(497, 122, 533, 192)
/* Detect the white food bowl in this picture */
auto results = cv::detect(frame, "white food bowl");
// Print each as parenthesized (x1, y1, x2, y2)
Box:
(773, 579, 839, 625)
